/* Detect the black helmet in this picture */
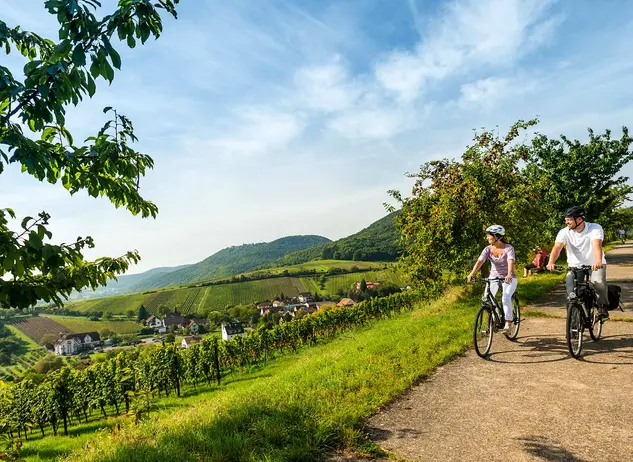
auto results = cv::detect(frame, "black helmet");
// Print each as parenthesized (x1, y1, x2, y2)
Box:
(563, 206, 586, 219)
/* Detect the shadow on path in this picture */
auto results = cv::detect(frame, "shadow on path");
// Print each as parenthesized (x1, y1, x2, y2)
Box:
(486, 332, 633, 365)
(519, 436, 588, 462)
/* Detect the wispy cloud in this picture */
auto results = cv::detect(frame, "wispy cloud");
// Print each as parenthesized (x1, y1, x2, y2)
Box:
(196, 107, 306, 158)
(375, 0, 559, 102)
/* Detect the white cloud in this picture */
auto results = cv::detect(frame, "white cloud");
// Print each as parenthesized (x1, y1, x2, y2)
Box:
(329, 103, 415, 141)
(201, 107, 306, 157)
(294, 58, 363, 112)
(458, 77, 510, 110)
(375, 0, 559, 101)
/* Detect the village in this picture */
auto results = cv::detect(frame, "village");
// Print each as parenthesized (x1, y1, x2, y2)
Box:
(49, 287, 374, 356)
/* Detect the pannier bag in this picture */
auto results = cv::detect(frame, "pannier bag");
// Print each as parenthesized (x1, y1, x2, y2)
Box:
(607, 285, 624, 311)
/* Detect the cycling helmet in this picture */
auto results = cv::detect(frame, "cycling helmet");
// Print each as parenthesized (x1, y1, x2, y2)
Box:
(563, 206, 586, 219)
(485, 225, 505, 236)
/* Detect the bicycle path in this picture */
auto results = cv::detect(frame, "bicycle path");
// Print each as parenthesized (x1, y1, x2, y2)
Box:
(343, 242, 633, 461)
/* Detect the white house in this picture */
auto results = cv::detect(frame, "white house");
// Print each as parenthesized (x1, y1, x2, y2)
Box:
(298, 292, 314, 303)
(221, 321, 245, 341)
(181, 335, 202, 348)
(145, 315, 164, 330)
(54, 332, 101, 355)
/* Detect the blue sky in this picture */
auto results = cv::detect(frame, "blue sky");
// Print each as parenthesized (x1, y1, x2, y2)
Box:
(1, 0, 633, 273)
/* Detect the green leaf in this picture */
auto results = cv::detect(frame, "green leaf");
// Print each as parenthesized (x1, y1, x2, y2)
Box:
(109, 47, 121, 70)
(87, 74, 96, 96)
(72, 45, 86, 67)
(127, 35, 136, 48)
(20, 216, 33, 230)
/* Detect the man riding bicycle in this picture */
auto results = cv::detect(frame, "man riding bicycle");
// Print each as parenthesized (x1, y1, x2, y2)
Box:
(546, 206, 609, 319)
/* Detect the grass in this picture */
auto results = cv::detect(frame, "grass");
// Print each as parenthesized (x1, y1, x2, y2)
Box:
(6, 325, 42, 350)
(42, 315, 140, 334)
(14, 271, 564, 462)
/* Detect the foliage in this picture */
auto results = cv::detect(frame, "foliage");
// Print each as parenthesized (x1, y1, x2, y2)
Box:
(390, 119, 548, 285)
(137, 305, 149, 322)
(0, 324, 25, 365)
(0, 0, 181, 310)
(390, 119, 633, 285)
(273, 211, 401, 266)
(528, 127, 633, 238)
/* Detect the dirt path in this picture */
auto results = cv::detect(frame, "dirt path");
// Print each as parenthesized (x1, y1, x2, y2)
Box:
(350, 242, 633, 462)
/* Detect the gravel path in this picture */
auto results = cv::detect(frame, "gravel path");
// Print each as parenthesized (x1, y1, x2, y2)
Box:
(336, 242, 633, 462)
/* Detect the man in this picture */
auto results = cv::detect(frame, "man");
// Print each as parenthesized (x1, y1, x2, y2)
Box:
(546, 206, 609, 318)
(619, 228, 626, 243)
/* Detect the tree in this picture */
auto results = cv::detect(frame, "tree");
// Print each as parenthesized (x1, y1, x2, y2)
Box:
(137, 305, 149, 322)
(389, 119, 547, 285)
(39, 333, 58, 350)
(529, 127, 633, 238)
(321, 246, 334, 260)
(352, 250, 363, 261)
(126, 309, 136, 319)
(164, 332, 175, 344)
(103, 311, 113, 320)
(0, 1, 181, 310)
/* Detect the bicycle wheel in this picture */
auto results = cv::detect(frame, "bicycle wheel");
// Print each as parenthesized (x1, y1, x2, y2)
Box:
(505, 294, 521, 340)
(588, 306, 603, 341)
(474, 305, 493, 358)
(566, 302, 584, 358)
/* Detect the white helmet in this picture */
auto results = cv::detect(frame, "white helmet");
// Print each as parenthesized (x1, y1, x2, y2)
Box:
(485, 225, 505, 236)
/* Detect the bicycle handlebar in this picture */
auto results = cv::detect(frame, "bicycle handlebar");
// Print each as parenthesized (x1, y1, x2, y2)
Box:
(567, 265, 593, 272)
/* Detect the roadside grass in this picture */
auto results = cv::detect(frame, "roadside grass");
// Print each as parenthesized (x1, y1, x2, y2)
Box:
(21, 273, 557, 462)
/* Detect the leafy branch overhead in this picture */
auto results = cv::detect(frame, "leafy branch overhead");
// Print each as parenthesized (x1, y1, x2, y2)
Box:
(0, 0, 181, 309)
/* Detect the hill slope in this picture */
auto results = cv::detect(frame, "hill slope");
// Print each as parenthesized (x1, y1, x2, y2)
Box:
(272, 211, 401, 266)
(130, 235, 331, 292)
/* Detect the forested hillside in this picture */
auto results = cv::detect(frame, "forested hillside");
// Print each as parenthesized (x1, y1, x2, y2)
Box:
(129, 235, 331, 292)
(272, 211, 401, 267)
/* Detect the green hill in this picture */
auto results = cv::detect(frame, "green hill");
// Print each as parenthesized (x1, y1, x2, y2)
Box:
(130, 235, 331, 292)
(63, 261, 403, 316)
(271, 211, 401, 267)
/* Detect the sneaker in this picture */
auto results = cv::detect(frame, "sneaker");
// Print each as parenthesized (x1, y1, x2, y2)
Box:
(598, 306, 610, 320)
(502, 322, 511, 332)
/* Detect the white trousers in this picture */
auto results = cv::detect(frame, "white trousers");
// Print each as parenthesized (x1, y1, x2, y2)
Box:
(489, 278, 518, 321)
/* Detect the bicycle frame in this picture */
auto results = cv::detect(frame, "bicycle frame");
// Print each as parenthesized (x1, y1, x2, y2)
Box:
(482, 278, 507, 328)
(567, 266, 597, 323)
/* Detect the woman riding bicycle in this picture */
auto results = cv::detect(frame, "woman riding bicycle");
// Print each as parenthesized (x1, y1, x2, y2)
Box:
(467, 225, 517, 332)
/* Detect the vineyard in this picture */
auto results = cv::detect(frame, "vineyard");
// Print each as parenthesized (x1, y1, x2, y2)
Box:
(0, 291, 421, 449)
(0, 326, 49, 382)
(43, 316, 140, 335)
(61, 267, 403, 317)
(10, 317, 71, 344)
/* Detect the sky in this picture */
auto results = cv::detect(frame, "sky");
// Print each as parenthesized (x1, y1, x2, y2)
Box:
(1, 0, 633, 274)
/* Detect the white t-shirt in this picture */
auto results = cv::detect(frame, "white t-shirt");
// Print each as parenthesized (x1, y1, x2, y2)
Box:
(555, 222, 607, 267)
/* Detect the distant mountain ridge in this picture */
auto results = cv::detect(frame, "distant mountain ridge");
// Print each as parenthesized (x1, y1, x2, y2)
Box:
(270, 211, 401, 267)
(129, 235, 331, 292)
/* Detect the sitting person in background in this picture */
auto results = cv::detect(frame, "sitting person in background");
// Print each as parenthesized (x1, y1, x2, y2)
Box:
(523, 248, 549, 278)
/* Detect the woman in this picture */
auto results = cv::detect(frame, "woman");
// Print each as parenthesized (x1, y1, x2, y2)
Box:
(523, 248, 549, 278)
(467, 225, 517, 331)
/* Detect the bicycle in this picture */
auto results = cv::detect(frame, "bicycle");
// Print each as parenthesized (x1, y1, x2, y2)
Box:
(565, 265, 604, 359)
(473, 277, 521, 358)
